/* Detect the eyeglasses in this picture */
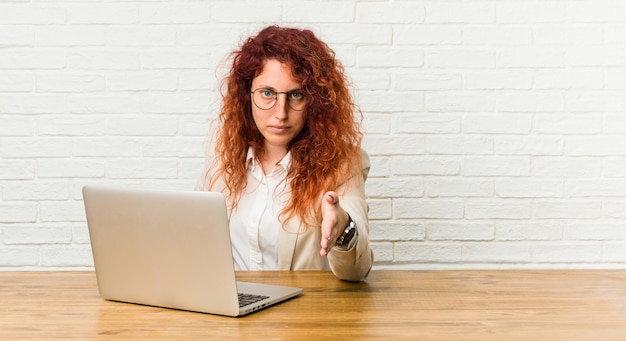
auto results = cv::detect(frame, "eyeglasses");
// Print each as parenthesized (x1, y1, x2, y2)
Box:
(250, 88, 307, 111)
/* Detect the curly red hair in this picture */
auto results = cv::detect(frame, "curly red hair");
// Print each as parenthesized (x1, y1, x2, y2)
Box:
(207, 25, 363, 227)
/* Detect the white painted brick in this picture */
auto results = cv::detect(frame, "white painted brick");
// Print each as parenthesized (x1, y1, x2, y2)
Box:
(497, 48, 563, 68)
(141, 137, 205, 158)
(395, 199, 465, 219)
(426, 49, 494, 68)
(358, 46, 424, 68)
(366, 156, 389, 178)
(140, 93, 212, 114)
(3, 224, 72, 245)
(69, 4, 138, 24)
(40, 246, 93, 267)
(427, 222, 494, 241)
(462, 242, 531, 262)
(0, 247, 40, 267)
(71, 138, 141, 157)
(395, 72, 462, 91)
(107, 27, 176, 46)
(605, 24, 626, 43)
(567, 180, 626, 198)
(494, 136, 564, 156)
(36, 74, 106, 93)
(108, 116, 179, 136)
(39, 201, 88, 223)
(425, 178, 493, 198)
(567, 136, 626, 156)
(463, 115, 531, 134)
(284, 2, 354, 23)
(427, 4, 495, 24)
(322, 24, 391, 45)
(532, 243, 602, 263)
(496, 3, 565, 23)
(0, 26, 34, 47)
(496, 91, 564, 112)
(357, 3, 425, 24)
(0, 72, 33, 92)
(69, 94, 141, 114)
(566, 223, 626, 241)
(391, 156, 459, 176)
(464, 26, 532, 45)
(394, 25, 461, 45)
(0, 160, 35, 180)
(426, 136, 493, 155)
(464, 71, 532, 90)
(68, 50, 139, 70)
(566, 91, 626, 112)
(108, 71, 178, 92)
(0, 138, 73, 158)
(0, 94, 66, 114)
(392, 114, 460, 134)
(0, 49, 66, 70)
(534, 69, 603, 89)
(462, 157, 530, 177)
(0, 115, 33, 136)
(366, 177, 424, 198)
(369, 221, 425, 241)
(366, 199, 392, 220)
(106, 159, 177, 179)
(371, 242, 393, 262)
(603, 201, 626, 219)
(365, 135, 425, 156)
(37, 26, 105, 47)
(350, 69, 390, 91)
(72, 224, 91, 244)
(0, 203, 37, 223)
(605, 70, 626, 90)
(567, 4, 626, 23)
(566, 46, 626, 67)
(465, 199, 531, 220)
(395, 242, 462, 262)
(533, 157, 602, 177)
(0, 4, 66, 24)
(38, 159, 106, 178)
(141, 48, 211, 69)
(534, 24, 602, 45)
(2, 181, 70, 201)
(535, 115, 602, 134)
(603, 242, 626, 262)
(533, 200, 602, 219)
(603, 158, 626, 177)
(496, 179, 563, 198)
(495, 221, 563, 241)
(140, 3, 211, 24)
(363, 113, 390, 135)
(425, 92, 494, 112)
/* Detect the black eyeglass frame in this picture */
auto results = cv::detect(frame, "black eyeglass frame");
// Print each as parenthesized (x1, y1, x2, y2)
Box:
(250, 88, 307, 111)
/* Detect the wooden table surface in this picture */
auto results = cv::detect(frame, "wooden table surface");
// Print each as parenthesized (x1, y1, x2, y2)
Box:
(1, 270, 626, 340)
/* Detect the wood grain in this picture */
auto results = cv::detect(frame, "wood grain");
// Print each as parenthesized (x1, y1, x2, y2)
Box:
(1, 270, 625, 340)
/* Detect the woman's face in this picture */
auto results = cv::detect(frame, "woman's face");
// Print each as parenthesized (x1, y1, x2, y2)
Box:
(250, 59, 307, 154)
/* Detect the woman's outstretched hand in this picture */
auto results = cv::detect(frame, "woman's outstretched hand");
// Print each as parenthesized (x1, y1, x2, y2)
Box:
(320, 191, 350, 257)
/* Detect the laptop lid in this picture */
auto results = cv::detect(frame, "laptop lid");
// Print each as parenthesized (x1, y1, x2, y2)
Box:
(82, 185, 301, 317)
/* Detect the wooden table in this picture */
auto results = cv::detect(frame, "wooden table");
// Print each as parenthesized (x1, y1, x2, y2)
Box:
(1, 270, 626, 340)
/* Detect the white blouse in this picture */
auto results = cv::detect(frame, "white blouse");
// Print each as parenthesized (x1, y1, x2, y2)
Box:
(228, 148, 291, 270)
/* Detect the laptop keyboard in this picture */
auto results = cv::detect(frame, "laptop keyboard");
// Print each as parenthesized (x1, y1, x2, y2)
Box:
(238, 293, 269, 307)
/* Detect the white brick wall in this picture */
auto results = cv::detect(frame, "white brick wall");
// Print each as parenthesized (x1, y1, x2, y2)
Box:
(1, 0, 626, 270)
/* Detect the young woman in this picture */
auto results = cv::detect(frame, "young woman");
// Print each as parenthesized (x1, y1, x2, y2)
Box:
(197, 25, 373, 282)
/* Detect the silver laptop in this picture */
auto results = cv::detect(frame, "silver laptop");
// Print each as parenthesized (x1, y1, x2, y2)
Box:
(82, 185, 302, 317)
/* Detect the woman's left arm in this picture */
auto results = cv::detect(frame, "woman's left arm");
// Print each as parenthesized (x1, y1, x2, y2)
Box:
(321, 150, 374, 282)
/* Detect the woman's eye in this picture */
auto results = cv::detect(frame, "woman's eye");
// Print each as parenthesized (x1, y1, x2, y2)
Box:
(289, 91, 304, 100)
(261, 89, 274, 98)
